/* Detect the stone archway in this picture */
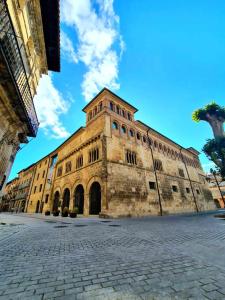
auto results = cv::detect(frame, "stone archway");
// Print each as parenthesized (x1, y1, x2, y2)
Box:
(89, 182, 101, 215)
(74, 184, 84, 214)
(35, 200, 40, 213)
(62, 188, 70, 210)
(53, 191, 60, 212)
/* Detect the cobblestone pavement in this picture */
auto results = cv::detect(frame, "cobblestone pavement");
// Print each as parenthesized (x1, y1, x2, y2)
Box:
(1, 212, 225, 300)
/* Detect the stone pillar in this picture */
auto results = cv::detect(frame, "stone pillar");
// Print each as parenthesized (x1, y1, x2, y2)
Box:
(83, 192, 89, 217)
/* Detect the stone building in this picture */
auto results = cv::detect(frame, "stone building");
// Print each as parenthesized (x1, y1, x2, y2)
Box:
(0, 0, 60, 196)
(3, 88, 216, 217)
(207, 174, 225, 208)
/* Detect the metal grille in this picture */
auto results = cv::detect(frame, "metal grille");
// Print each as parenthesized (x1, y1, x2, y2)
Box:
(0, 0, 38, 136)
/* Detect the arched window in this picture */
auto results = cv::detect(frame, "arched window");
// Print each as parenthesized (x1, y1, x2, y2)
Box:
(137, 132, 141, 140)
(122, 110, 126, 118)
(99, 102, 102, 111)
(127, 112, 131, 121)
(112, 121, 118, 130)
(143, 136, 147, 143)
(94, 106, 97, 116)
(121, 125, 127, 134)
(154, 141, 158, 149)
(88, 112, 92, 121)
(116, 105, 120, 114)
(163, 145, 167, 153)
(129, 129, 134, 137)
(110, 102, 114, 111)
(148, 137, 153, 146)
(159, 143, 162, 151)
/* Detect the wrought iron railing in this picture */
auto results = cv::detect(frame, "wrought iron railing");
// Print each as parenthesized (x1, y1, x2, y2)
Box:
(0, 0, 38, 136)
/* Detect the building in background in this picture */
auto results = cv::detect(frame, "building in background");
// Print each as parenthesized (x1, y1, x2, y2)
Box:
(2, 89, 216, 217)
(0, 0, 60, 196)
(207, 174, 225, 208)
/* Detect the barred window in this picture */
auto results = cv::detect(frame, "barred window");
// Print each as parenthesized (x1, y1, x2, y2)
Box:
(126, 150, 137, 165)
(89, 148, 99, 163)
(178, 168, 185, 177)
(65, 161, 72, 173)
(57, 166, 62, 177)
(76, 155, 83, 169)
(154, 159, 163, 171)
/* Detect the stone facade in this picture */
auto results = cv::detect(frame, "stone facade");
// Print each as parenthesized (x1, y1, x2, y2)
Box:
(0, 0, 60, 197)
(3, 88, 216, 217)
(208, 174, 225, 208)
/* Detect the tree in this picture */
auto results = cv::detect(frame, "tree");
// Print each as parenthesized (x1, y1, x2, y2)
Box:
(192, 102, 225, 179)
(192, 102, 225, 139)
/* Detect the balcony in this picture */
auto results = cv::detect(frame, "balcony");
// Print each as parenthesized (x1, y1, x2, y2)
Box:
(0, 0, 38, 137)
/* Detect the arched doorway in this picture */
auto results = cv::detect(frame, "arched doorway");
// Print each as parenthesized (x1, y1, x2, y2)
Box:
(53, 191, 60, 212)
(74, 184, 84, 214)
(62, 188, 70, 210)
(89, 182, 101, 215)
(35, 200, 40, 213)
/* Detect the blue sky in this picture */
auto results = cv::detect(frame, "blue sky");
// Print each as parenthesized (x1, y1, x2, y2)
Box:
(9, 0, 225, 180)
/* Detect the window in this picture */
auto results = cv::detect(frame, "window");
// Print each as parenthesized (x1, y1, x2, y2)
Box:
(65, 161, 72, 173)
(76, 155, 83, 169)
(57, 166, 62, 177)
(34, 186, 37, 193)
(149, 182, 156, 190)
(45, 160, 47, 165)
(39, 163, 41, 168)
(137, 132, 141, 140)
(143, 136, 147, 143)
(122, 110, 125, 118)
(88, 112, 92, 121)
(126, 150, 137, 165)
(196, 189, 200, 194)
(39, 184, 42, 192)
(129, 129, 134, 137)
(94, 106, 97, 116)
(154, 159, 163, 171)
(37, 173, 39, 180)
(186, 187, 190, 193)
(178, 168, 185, 178)
(42, 170, 45, 178)
(110, 102, 114, 111)
(99, 102, 103, 111)
(148, 138, 153, 146)
(172, 185, 178, 192)
(121, 125, 127, 134)
(112, 121, 118, 130)
(89, 148, 99, 163)
(45, 194, 49, 204)
(116, 105, 120, 114)
(127, 112, 131, 121)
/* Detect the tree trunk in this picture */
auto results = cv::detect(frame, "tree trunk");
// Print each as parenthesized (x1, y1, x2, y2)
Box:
(206, 114, 225, 139)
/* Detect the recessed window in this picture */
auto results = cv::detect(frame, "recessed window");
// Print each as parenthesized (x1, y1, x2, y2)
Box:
(127, 112, 131, 121)
(178, 168, 185, 178)
(137, 132, 141, 140)
(172, 185, 178, 192)
(196, 189, 200, 194)
(39, 184, 42, 192)
(149, 182, 156, 190)
(154, 159, 163, 171)
(76, 155, 83, 169)
(122, 110, 125, 118)
(148, 138, 153, 146)
(186, 187, 190, 193)
(45, 194, 49, 204)
(126, 150, 137, 165)
(42, 170, 45, 178)
(143, 136, 147, 143)
(89, 148, 99, 163)
(129, 129, 134, 137)
(110, 102, 114, 111)
(99, 102, 103, 111)
(121, 125, 126, 134)
(116, 105, 120, 114)
(65, 161, 72, 173)
(34, 186, 37, 194)
(112, 121, 118, 130)
(57, 166, 62, 177)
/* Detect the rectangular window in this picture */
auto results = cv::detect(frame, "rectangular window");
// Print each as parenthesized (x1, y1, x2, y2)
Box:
(34, 186, 37, 193)
(45, 194, 49, 204)
(42, 170, 45, 178)
(154, 159, 163, 171)
(196, 189, 200, 194)
(76, 155, 83, 169)
(39, 184, 42, 192)
(126, 150, 137, 165)
(149, 182, 156, 190)
(89, 148, 99, 163)
(178, 168, 185, 178)
(172, 185, 178, 192)
(65, 161, 72, 173)
(57, 166, 62, 177)
(186, 187, 190, 193)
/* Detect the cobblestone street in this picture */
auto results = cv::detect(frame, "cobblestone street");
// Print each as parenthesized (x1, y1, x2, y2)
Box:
(1, 212, 225, 300)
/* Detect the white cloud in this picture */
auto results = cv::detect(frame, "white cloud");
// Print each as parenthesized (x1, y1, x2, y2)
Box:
(61, 0, 124, 101)
(61, 31, 78, 64)
(34, 74, 70, 139)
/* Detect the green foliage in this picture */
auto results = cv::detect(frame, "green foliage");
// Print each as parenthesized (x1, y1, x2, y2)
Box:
(203, 137, 225, 179)
(192, 101, 225, 122)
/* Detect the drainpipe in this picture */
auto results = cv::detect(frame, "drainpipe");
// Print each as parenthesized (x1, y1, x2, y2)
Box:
(179, 147, 199, 212)
(147, 130, 163, 216)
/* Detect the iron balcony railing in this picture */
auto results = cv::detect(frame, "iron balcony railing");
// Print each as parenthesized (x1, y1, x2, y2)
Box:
(0, 0, 38, 136)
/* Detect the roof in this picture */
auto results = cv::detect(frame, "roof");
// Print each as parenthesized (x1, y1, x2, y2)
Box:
(40, 0, 60, 72)
(82, 88, 138, 113)
(137, 120, 199, 156)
